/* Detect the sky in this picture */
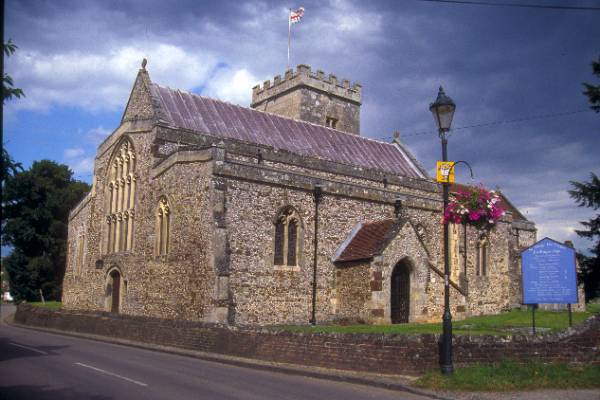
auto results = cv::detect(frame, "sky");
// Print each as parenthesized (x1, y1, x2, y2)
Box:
(4, 0, 600, 254)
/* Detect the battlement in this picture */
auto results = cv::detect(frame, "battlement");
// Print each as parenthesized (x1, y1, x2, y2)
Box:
(251, 64, 362, 107)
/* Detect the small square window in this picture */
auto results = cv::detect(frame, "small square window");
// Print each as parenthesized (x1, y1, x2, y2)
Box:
(325, 116, 338, 129)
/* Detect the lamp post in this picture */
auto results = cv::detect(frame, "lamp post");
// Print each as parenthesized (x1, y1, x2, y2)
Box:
(430, 86, 456, 375)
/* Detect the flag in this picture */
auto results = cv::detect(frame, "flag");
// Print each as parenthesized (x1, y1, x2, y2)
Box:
(290, 7, 304, 24)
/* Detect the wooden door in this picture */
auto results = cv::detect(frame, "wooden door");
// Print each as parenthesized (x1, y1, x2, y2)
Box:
(391, 263, 410, 323)
(110, 270, 120, 313)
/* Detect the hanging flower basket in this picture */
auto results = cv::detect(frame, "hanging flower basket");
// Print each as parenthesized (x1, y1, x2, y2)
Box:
(443, 185, 505, 231)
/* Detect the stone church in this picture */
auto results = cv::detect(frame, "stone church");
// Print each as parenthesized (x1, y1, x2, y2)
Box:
(62, 62, 539, 326)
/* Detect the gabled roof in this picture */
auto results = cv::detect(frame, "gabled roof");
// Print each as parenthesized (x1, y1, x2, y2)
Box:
(332, 219, 399, 262)
(131, 71, 427, 179)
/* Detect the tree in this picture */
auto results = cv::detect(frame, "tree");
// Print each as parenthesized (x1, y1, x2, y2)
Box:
(2, 40, 24, 190)
(569, 173, 600, 301)
(2, 161, 90, 302)
(3, 40, 25, 101)
(2, 40, 26, 302)
(1, 148, 22, 190)
(583, 56, 600, 113)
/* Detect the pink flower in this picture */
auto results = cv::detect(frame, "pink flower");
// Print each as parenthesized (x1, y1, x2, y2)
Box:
(469, 210, 481, 221)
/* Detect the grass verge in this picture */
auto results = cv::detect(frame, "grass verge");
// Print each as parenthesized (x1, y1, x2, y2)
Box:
(414, 361, 600, 391)
(28, 301, 62, 309)
(276, 305, 600, 335)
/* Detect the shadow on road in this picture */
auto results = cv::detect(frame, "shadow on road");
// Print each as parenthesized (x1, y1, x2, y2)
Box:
(0, 384, 112, 400)
(0, 336, 70, 362)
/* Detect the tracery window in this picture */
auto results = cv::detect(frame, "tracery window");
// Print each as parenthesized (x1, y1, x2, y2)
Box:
(274, 207, 301, 266)
(105, 138, 136, 253)
(476, 235, 489, 276)
(155, 197, 170, 256)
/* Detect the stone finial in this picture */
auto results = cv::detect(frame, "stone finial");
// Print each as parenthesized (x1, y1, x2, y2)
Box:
(316, 70, 325, 80)
(342, 79, 350, 89)
(141, 58, 147, 70)
(392, 131, 401, 142)
(352, 83, 362, 93)
(273, 75, 281, 85)
(328, 74, 337, 85)
(284, 69, 293, 80)
(263, 80, 271, 89)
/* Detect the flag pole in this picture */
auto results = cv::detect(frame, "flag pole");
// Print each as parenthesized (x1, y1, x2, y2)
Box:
(287, 8, 291, 70)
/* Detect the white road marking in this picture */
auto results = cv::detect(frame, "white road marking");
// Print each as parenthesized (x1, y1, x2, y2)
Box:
(74, 362, 148, 387)
(9, 342, 49, 355)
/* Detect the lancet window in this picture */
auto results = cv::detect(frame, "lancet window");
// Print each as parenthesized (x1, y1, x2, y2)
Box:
(105, 138, 136, 253)
(274, 207, 301, 266)
(155, 197, 170, 256)
(476, 235, 489, 276)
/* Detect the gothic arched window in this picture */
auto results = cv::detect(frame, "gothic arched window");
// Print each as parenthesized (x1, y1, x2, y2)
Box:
(105, 138, 136, 253)
(476, 235, 489, 276)
(274, 207, 301, 267)
(156, 197, 170, 256)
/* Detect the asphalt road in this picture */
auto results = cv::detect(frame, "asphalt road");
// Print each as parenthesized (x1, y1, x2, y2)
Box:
(0, 306, 429, 400)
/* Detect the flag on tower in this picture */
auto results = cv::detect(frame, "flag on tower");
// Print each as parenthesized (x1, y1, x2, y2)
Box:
(287, 7, 305, 69)
(290, 7, 304, 24)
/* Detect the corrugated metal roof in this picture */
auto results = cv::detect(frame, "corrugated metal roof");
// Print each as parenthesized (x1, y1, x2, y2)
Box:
(149, 84, 426, 178)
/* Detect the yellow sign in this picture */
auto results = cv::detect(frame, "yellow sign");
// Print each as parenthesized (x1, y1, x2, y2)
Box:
(436, 161, 455, 183)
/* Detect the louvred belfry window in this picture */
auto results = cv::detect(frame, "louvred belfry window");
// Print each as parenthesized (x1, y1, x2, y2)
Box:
(105, 138, 136, 253)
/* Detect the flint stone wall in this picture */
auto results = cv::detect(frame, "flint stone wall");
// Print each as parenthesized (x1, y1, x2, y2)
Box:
(63, 124, 216, 322)
(62, 68, 539, 326)
(14, 305, 600, 375)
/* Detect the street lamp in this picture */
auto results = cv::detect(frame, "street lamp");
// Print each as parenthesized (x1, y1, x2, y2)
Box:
(430, 86, 456, 375)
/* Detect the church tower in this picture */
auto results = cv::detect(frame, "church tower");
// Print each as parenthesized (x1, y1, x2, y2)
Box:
(250, 64, 362, 135)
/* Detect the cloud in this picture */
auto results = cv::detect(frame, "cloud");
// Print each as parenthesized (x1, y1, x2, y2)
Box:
(63, 147, 93, 177)
(203, 67, 259, 105)
(63, 148, 85, 159)
(86, 126, 112, 145)
(7, 43, 219, 112)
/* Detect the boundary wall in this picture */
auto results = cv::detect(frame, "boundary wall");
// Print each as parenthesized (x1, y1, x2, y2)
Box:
(14, 305, 600, 375)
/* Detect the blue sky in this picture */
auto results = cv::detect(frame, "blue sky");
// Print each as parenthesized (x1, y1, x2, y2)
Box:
(4, 0, 600, 253)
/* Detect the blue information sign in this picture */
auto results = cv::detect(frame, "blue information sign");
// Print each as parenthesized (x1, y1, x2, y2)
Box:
(521, 237, 578, 304)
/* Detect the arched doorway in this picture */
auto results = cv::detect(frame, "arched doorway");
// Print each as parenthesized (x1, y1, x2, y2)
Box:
(391, 260, 411, 323)
(109, 269, 121, 313)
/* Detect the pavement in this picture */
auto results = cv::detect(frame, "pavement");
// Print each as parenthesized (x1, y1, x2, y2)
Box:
(1, 304, 598, 400)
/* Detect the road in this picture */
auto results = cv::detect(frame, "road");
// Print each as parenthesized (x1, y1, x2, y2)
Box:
(0, 306, 429, 400)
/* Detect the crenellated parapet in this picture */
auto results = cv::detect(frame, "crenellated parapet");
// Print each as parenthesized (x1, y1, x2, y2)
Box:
(250, 65, 362, 135)
(251, 64, 362, 107)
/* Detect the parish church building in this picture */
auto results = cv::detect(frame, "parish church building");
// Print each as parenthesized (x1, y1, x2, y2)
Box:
(62, 62, 539, 325)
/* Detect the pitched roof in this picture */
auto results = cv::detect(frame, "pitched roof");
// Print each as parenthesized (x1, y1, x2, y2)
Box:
(147, 83, 427, 178)
(332, 219, 399, 262)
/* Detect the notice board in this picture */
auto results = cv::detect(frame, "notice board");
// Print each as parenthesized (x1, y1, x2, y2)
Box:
(521, 237, 578, 304)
